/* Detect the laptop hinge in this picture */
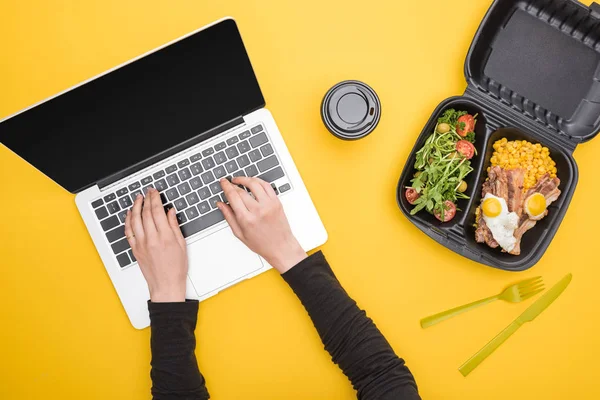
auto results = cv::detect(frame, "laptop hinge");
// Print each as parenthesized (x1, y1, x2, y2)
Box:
(97, 116, 245, 190)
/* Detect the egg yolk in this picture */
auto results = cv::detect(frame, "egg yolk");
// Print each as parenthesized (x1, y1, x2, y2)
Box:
(527, 193, 546, 217)
(482, 198, 502, 218)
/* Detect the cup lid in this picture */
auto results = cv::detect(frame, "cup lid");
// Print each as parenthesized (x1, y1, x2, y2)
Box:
(321, 80, 381, 140)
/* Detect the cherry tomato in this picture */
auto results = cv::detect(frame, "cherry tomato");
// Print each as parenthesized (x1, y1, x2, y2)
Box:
(456, 114, 475, 137)
(434, 200, 457, 222)
(456, 140, 475, 159)
(405, 188, 420, 205)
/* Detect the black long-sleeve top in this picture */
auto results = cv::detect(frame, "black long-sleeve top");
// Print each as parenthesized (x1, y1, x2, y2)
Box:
(148, 251, 420, 399)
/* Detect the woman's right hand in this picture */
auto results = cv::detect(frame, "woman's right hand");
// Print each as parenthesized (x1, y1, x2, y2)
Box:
(217, 177, 306, 274)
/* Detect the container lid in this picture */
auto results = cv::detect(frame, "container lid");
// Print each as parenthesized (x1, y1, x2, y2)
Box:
(464, 0, 600, 143)
(321, 80, 381, 140)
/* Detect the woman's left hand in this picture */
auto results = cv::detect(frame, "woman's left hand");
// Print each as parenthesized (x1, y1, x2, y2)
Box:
(124, 188, 188, 302)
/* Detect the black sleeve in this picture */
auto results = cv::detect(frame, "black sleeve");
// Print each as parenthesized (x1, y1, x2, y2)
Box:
(282, 251, 420, 400)
(148, 300, 209, 400)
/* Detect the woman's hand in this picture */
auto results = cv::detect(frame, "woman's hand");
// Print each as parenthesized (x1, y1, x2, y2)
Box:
(125, 188, 188, 302)
(218, 177, 306, 274)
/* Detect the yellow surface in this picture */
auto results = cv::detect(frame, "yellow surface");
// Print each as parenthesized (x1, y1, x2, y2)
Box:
(0, 0, 598, 399)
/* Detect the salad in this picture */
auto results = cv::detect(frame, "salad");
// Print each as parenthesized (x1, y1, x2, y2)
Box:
(405, 109, 478, 222)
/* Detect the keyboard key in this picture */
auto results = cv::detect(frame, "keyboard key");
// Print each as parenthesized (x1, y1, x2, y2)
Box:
(153, 170, 166, 179)
(233, 170, 246, 178)
(214, 151, 227, 165)
(214, 142, 226, 151)
(174, 198, 188, 212)
(250, 132, 268, 148)
(119, 196, 132, 209)
(226, 136, 239, 145)
(164, 203, 174, 213)
(166, 174, 180, 187)
(271, 183, 279, 195)
(143, 184, 154, 195)
(202, 157, 215, 170)
(258, 166, 285, 183)
(197, 201, 210, 214)
(101, 216, 119, 231)
(178, 167, 191, 181)
(92, 199, 104, 208)
(201, 171, 215, 185)
(190, 163, 203, 176)
(117, 210, 128, 223)
(116, 252, 131, 268)
(221, 192, 228, 204)
(209, 181, 223, 195)
(160, 193, 168, 204)
(239, 130, 251, 140)
(106, 225, 125, 243)
(251, 125, 264, 134)
(214, 165, 226, 179)
(176, 212, 187, 224)
(141, 176, 153, 185)
(202, 148, 214, 157)
(178, 182, 191, 196)
(237, 141, 251, 154)
(111, 238, 130, 254)
(245, 165, 259, 177)
(261, 144, 274, 157)
(116, 187, 128, 197)
(155, 179, 168, 192)
(197, 187, 211, 200)
(166, 188, 180, 201)
(209, 196, 221, 209)
(165, 165, 177, 174)
(226, 146, 239, 159)
(103, 193, 116, 202)
(128, 250, 136, 262)
(180, 209, 225, 238)
(236, 154, 250, 168)
(225, 160, 238, 173)
(279, 183, 291, 193)
(177, 159, 190, 168)
(130, 190, 142, 202)
(186, 192, 200, 205)
(185, 206, 200, 220)
(248, 149, 262, 162)
(257, 155, 279, 172)
(190, 153, 202, 162)
(128, 182, 141, 191)
(190, 177, 203, 190)
(95, 206, 109, 220)
(107, 201, 120, 214)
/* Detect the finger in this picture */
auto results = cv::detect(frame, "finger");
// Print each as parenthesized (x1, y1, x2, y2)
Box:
(231, 176, 269, 202)
(167, 207, 186, 250)
(256, 178, 278, 199)
(141, 191, 157, 236)
(124, 210, 137, 249)
(221, 179, 250, 216)
(130, 194, 146, 241)
(233, 185, 260, 212)
(149, 189, 171, 233)
(217, 202, 243, 238)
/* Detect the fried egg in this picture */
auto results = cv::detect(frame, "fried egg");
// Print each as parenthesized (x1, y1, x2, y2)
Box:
(524, 193, 547, 221)
(481, 193, 519, 252)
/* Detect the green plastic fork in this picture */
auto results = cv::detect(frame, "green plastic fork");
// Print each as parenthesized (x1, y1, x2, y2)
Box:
(420, 277, 544, 329)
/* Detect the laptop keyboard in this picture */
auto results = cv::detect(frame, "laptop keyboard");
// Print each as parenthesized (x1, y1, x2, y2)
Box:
(89, 124, 292, 269)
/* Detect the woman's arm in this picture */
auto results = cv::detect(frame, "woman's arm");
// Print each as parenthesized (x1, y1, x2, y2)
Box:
(282, 252, 420, 400)
(126, 189, 209, 400)
(219, 178, 420, 400)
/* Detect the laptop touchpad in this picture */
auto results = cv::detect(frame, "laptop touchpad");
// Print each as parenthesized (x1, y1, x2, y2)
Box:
(186, 227, 264, 298)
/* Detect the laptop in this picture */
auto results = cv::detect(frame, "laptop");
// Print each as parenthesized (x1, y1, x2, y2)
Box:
(0, 18, 327, 329)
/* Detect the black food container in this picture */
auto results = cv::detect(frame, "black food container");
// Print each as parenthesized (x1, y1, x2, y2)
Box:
(397, 0, 600, 271)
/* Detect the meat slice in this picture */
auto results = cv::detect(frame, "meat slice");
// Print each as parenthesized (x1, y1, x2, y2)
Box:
(505, 169, 524, 216)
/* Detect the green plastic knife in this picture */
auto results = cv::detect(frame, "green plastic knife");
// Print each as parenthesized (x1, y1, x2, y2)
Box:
(459, 273, 572, 377)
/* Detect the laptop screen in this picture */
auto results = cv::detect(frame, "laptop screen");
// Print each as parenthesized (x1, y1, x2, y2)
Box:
(0, 19, 264, 193)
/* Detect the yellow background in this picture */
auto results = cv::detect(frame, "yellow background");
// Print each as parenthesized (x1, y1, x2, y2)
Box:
(0, 0, 598, 398)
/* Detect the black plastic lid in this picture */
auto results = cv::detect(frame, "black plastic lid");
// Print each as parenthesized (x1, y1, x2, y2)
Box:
(321, 80, 381, 140)
(465, 0, 600, 143)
